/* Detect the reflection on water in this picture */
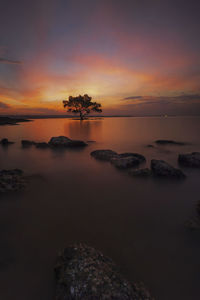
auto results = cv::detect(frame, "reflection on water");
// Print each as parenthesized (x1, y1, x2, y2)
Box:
(65, 119, 103, 141)
(0, 117, 200, 300)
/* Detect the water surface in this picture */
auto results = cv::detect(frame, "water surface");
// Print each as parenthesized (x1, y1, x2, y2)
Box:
(0, 117, 200, 300)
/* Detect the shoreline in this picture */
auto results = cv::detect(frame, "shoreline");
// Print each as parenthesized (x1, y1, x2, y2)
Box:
(0, 117, 31, 126)
(1, 115, 200, 122)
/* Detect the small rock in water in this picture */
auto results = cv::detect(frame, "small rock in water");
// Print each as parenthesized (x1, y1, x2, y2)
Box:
(0, 169, 27, 193)
(151, 159, 186, 179)
(35, 142, 49, 148)
(21, 140, 36, 147)
(0, 138, 14, 145)
(48, 136, 87, 147)
(129, 168, 152, 177)
(55, 243, 154, 300)
(178, 152, 200, 168)
(155, 140, 186, 145)
(90, 149, 118, 161)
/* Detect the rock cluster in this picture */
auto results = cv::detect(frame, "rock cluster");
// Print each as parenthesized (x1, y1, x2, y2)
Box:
(91, 149, 186, 179)
(129, 160, 186, 179)
(91, 150, 145, 169)
(0, 169, 27, 193)
(55, 244, 154, 300)
(21, 136, 88, 149)
(178, 152, 200, 168)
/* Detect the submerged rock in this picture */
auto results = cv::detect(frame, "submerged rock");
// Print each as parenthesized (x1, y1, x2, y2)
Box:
(129, 168, 152, 177)
(151, 159, 186, 179)
(55, 244, 154, 300)
(90, 149, 118, 161)
(178, 152, 200, 168)
(48, 136, 87, 147)
(0, 169, 27, 193)
(0, 138, 14, 145)
(155, 140, 186, 145)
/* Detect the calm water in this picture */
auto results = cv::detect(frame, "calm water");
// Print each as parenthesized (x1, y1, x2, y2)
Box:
(0, 116, 200, 300)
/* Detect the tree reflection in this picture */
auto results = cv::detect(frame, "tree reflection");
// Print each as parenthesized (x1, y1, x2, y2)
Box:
(64, 118, 103, 141)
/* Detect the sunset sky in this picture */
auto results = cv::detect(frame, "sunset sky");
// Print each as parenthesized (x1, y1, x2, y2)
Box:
(0, 0, 200, 116)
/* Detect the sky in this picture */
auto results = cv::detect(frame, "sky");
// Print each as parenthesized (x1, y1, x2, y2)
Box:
(0, 0, 200, 116)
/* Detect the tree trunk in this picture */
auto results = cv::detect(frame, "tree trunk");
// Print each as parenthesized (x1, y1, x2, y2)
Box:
(80, 111, 84, 120)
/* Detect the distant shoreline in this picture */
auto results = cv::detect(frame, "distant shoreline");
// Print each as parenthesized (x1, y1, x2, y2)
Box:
(0, 114, 200, 121)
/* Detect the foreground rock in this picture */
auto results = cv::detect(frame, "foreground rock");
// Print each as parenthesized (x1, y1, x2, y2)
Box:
(151, 159, 186, 179)
(0, 138, 14, 146)
(55, 244, 154, 300)
(111, 153, 146, 169)
(48, 136, 88, 147)
(155, 140, 186, 145)
(178, 152, 200, 168)
(0, 169, 27, 193)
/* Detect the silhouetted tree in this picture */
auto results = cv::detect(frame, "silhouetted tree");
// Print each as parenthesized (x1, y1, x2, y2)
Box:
(63, 94, 102, 120)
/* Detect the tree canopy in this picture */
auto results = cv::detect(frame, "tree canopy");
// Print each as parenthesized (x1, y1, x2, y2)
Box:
(63, 94, 102, 120)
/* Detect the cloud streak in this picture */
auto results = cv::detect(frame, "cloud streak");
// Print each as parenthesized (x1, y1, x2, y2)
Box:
(0, 57, 22, 65)
(122, 94, 200, 104)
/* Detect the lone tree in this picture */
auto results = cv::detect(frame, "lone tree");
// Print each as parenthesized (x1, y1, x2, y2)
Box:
(63, 94, 102, 120)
